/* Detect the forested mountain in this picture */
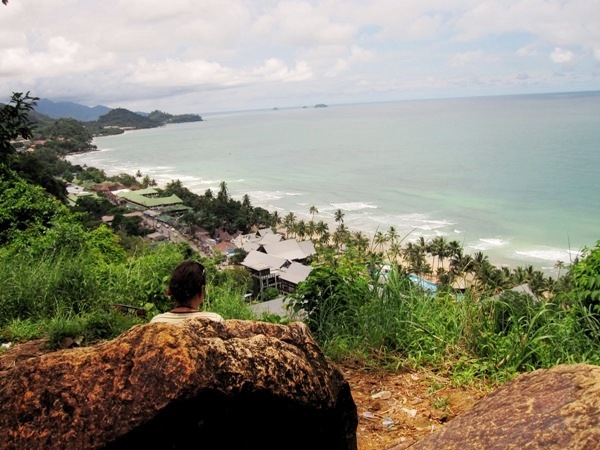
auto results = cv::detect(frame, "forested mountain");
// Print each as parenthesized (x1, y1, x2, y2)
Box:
(93, 108, 203, 133)
(36, 98, 112, 121)
(95, 108, 158, 129)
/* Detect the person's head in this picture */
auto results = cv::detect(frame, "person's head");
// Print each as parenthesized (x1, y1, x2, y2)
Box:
(168, 260, 206, 307)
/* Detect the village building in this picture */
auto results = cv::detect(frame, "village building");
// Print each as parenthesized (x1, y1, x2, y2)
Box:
(241, 250, 289, 296)
(115, 188, 187, 214)
(214, 241, 237, 258)
(279, 262, 313, 295)
(238, 233, 316, 298)
(258, 239, 315, 264)
(91, 183, 126, 204)
(66, 184, 94, 206)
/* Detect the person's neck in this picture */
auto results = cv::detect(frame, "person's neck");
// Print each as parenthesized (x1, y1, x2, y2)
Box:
(171, 305, 198, 313)
(171, 294, 203, 313)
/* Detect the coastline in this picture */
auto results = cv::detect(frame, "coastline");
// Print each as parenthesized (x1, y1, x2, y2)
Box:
(66, 145, 583, 278)
(67, 95, 599, 275)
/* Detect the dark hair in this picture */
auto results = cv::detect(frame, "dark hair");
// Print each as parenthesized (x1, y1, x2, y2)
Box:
(168, 260, 206, 306)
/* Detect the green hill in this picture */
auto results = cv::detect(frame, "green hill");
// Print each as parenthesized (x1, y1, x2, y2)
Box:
(95, 108, 157, 129)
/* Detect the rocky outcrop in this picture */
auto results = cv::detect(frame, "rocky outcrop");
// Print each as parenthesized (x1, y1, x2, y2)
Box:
(0, 320, 357, 450)
(412, 364, 600, 449)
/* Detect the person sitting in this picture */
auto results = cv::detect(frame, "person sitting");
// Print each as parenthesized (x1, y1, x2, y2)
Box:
(150, 260, 224, 324)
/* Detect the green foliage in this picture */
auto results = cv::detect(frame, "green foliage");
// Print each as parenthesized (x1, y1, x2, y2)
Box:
(564, 241, 600, 341)
(211, 266, 253, 292)
(291, 261, 600, 381)
(45, 315, 86, 350)
(110, 172, 138, 186)
(76, 166, 106, 184)
(205, 283, 256, 320)
(568, 241, 600, 315)
(0, 318, 45, 343)
(44, 310, 143, 350)
(101, 243, 185, 312)
(36, 118, 95, 154)
(0, 173, 68, 245)
(81, 309, 144, 341)
(95, 108, 157, 129)
(289, 261, 370, 333)
(229, 248, 248, 265)
(0, 92, 38, 166)
(260, 287, 279, 302)
(10, 152, 68, 201)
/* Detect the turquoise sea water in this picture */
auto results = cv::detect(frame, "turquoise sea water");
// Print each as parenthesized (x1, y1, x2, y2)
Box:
(68, 92, 600, 273)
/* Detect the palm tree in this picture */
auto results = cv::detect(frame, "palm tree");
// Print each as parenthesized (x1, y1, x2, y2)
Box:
(319, 231, 331, 247)
(373, 231, 388, 255)
(387, 226, 399, 245)
(309, 205, 318, 221)
(333, 223, 349, 253)
(387, 242, 403, 264)
(306, 220, 316, 239)
(315, 221, 329, 240)
(295, 219, 307, 241)
(352, 231, 370, 254)
(334, 209, 345, 224)
(283, 212, 297, 238)
(429, 236, 448, 272)
(271, 210, 281, 231)
(217, 181, 229, 203)
(554, 260, 565, 279)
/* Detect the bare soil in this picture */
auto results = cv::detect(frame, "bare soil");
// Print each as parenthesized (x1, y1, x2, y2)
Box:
(339, 361, 489, 449)
(1, 342, 488, 449)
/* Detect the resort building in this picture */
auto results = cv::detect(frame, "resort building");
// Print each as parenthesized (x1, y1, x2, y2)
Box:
(278, 262, 313, 295)
(239, 236, 316, 298)
(241, 250, 289, 296)
(66, 184, 94, 206)
(116, 188, 186, 213)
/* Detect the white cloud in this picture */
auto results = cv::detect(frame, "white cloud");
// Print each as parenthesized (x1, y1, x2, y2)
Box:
(454, 0, 600, 60)
(449, 50, 485, 67)
(550, 47, 573, 64)
(248, 58, 313, 82)
(1, 0, 598, 111)
(257, 2, 356, 46)
(516, 44, 539, 57)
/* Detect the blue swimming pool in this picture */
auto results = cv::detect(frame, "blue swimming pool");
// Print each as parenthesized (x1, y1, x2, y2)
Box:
(408, 274, 438, 293)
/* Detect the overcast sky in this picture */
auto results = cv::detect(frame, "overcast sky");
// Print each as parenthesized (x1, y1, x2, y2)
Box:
(1, 0, 599, 113)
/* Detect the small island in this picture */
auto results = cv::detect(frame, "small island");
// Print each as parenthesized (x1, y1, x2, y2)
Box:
(314, 103, 328, 108)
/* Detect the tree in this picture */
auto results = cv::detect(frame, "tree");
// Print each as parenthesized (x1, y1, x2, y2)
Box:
(554, 260, 565, 279)
(373, 231, 388, 255)
(309, 205, 318, 221)
(334, 209, 345, 224)
(283, 212, 297, 238)
(1, 92, 39, 166)
(217, 181, 229, 203)
(568, 241, 600, 317)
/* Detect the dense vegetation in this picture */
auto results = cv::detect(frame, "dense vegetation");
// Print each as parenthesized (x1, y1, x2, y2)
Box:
(288, 243, 600, 382)
(1, 92, 598, 385)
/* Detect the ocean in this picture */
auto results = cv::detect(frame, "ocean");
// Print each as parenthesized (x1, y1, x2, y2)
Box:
(68, 92, 600, 273)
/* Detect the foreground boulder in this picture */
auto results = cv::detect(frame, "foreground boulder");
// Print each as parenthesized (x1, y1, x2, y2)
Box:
(412, 364, 600, 449)
(0, 319, 357, 450)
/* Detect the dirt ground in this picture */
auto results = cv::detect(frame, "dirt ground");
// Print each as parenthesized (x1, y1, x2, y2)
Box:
(1, 342, 488, 449)
(339, 361, 488, 449)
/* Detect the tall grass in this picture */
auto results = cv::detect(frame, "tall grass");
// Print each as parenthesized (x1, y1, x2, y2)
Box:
(306, 267, 600, 381)
(205, 283, 257, 321)
(0, 250, 103, 324)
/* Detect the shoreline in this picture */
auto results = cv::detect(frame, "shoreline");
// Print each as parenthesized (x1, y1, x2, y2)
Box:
(67, 146, 580, 277)
(68, 123, 591, 277)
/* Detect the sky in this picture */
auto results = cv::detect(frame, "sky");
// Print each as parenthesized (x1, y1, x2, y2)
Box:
(1, 0, 599, 113)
